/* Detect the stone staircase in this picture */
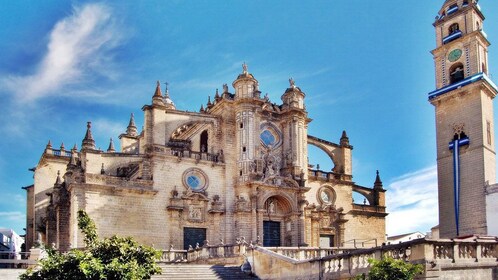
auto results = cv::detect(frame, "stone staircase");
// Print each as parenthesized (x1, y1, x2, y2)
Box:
(153, 264, 259, 280)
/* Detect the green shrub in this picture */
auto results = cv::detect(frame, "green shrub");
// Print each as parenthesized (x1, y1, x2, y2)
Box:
(20, 210, 161, 280)
(354, 257, 423, 280)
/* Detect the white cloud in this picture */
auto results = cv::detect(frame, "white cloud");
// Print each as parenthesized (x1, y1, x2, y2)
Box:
(0, 212, 26, 222)
(386, 165, 439, 236)
(2, 3, 124, 102)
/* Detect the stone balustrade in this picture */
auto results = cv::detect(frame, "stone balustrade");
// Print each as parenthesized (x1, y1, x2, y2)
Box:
(160, 242, 249, 264)
(266, 247, 346, 261)
(250, 237, 498, 279)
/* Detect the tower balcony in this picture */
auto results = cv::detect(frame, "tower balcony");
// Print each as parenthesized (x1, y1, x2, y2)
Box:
(447, 4, 459, 15)
(443, 30, 462, 44)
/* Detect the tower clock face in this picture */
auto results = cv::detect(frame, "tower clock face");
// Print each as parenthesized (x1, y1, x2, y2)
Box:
(448, 49, 463, 62)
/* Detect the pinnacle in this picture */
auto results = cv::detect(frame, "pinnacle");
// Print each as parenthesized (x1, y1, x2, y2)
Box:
(107, 138, 116, 152)
(81, 121, 96, 150)
(126, 113, 138, 137)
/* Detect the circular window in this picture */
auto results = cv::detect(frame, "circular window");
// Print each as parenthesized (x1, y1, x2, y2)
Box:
(318, 187, 336, 205)
(182, 168, 208, 191)
(260, 130, 276, 146)
(260, 123, 282, 148)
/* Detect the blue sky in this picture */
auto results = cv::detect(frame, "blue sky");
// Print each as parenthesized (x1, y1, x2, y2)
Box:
(1, 1, 497, 238)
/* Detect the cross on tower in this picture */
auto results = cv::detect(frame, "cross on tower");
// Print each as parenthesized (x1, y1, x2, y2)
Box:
(448, 126, 469, 236)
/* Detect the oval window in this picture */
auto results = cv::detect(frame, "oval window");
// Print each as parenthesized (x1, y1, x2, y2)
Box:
(182, 168, 208, 191)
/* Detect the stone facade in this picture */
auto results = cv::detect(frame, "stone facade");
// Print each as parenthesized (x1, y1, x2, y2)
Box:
(25, 65, 386, 251)
(429, 0, 498, 238)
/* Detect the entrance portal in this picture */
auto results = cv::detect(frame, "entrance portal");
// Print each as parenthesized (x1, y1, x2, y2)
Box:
(263, 221, 281, 246)
(320, 234, 335, 247)
(183, 227, 206, 250)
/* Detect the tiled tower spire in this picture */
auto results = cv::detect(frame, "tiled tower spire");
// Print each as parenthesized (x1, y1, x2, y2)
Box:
(152, 80, 165, 106)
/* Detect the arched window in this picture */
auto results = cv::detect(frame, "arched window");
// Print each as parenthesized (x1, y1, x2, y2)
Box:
(200, 130, 208, 152)
(453, 130, 467, 141)
(449, 63, 465, 84)
(476, 21, 481, 31)
(482, 63, 487, 74)
(449, 23, 460, 35)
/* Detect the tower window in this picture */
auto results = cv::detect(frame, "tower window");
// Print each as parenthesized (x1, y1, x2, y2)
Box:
(449, 23, 460, 35)
(240, 123, 244, 129)
(200, 130, 208, 152)
(487, 121, 492, 145)
(482, 63, 487, 74)
(449, 63, 465, 84)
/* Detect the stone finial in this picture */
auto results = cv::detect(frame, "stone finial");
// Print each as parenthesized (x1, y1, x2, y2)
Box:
(60, 142, 65, 151)
(164, 82, 170, 98)
(163, 82, 175, 109)
(340, 130, 350, 147)
(126, 113, 138, 136)
(374, 170, 383, 190)
(215, 88, 220, 99)
(46, 140, 52, 150)
(107, 138, 115, 153)
(72, 144, 78, 152)
(200, 104, 205, 113)
(55, 170, 62, 185)
(152, 80, 165, 106)
(223, 84, 228, 93)
(207, 96, 212, 106)
(81, 122, 96, 150)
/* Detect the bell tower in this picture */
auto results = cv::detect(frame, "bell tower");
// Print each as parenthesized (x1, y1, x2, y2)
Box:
(429, 0, 498, 238)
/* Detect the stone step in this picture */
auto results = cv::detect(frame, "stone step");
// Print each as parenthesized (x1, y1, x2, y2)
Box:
(154, 264, 259, 280)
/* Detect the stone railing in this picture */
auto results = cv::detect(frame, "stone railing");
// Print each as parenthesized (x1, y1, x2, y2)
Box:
(159, 241, 250, 264)
(266, 247, 347, 261)
(45, 148, 72, 157)
(0, 252, 34, 269)
(167, 148, 223, 164)
(342, 238, 379, 248)
(249, 237, 498, 280)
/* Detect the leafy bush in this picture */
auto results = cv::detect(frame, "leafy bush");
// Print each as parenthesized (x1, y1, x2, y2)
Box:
(355, 257, 423, 280)
(20, 210, 161, 280)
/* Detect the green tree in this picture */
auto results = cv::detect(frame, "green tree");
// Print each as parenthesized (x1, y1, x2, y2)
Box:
(20, 210, 162, 280)
(355, 257, 423, 280)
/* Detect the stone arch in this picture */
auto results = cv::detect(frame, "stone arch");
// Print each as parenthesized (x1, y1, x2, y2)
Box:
(352, 186, 374, 205)
(449, 62, 464, 84)
(170, 120, 216, 140)
(307, 135, 340, 172)
(259, 191, 297, 214)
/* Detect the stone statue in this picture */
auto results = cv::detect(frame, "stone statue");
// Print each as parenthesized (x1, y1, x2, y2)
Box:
(268, 200, 275, 214)
(289, 77, 295, 88)
(218, 149, 224, 163)
(242, 62, 248, 74)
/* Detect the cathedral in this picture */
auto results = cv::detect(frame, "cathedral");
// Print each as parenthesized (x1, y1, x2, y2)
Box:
(24, 64, 387, 251)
